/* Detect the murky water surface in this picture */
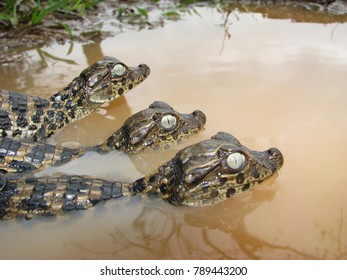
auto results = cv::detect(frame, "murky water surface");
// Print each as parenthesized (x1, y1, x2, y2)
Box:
(1, 6, 347, 260)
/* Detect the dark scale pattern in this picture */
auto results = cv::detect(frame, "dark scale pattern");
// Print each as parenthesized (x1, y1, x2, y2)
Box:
(12, 130, 21, 138)
(20, 192, 43, 211)
(56, 148, 80, 164)
(33, 127, 47, 142)
(7, 160, 35, 173)
(55, 111, 66, 124)
(25, 177, 38, 184)
(132, 178, 147, 193)
(77, 98, 84, 107)
(52, 103, 62, 109)
(0, 137, 13, 154)
(0, 110, 12, 131)
(241, 183, 251, 192)
(100, 126, 127, 152)
(250, 165, 260, 179)
(68, 110, 75, 119)
(9, 139, 21, 154)
(28, 124, 38, 131)
(0, 92, 49, 137)
(167, 191, 181, 205)
(47, 123, 56, 131)
(0, 174, 127, 219)
(111, 182, 123, 198)
(236, 173, 245, 184)
(16, 116, 28, 128)
(45, 144, 56, 155)
(46, 110, 55, 120)
(64, 100, 74, 110)
(25, 145, 46, 164)
(9, 92, 28, 114)
(226, 187, 236, 198)
(33, 97, 50, 109)
(159, 184, 168, 193)
(31, 110, 44, 124)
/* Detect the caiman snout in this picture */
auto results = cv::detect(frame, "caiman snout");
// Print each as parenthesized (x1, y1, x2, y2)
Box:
(138, 63, 151, 76)
(192, 110, 207, 128)
(267, 147, 284, 170)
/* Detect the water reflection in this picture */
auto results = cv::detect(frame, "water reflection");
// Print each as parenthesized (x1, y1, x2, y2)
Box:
(1, 1, 347, 64)
(64, 183, 322, 260)
(82, 38, 105, 64)
(314, 208, 347, 259)
(218, 2, 347, 23)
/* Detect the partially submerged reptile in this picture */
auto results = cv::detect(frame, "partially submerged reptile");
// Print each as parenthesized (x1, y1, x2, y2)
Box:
(0, 132, 283, 219)
(0, 101, 206, 174)
(0, 56, 150, 142)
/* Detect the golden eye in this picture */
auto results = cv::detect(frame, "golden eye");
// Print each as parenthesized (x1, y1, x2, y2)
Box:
(111, 64, 126, 76)
(227, 152, 246, 170)
(161, 114, 177, 129)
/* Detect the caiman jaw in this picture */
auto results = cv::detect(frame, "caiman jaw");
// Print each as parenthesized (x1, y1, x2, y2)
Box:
(130, 132, 284, 207)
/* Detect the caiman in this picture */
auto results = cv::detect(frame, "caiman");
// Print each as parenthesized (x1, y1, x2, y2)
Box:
(0, 132, 283, 220)
(0, 101, 206, 174)
(0, 56, 150, 142)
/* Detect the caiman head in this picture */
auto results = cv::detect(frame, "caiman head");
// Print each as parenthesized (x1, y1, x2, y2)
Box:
(132, 132, 284, 206)
(50, 56, 150, 109)
(97, 101, 207, 154)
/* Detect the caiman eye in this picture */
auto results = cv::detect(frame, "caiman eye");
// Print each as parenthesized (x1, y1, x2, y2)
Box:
(160, 114, 177, 130)
(227, 152, 246, 171)
(111, 63, 127, 76)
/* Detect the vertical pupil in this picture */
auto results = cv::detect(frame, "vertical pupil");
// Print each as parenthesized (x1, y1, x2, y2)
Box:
(161, 115, 176, 129)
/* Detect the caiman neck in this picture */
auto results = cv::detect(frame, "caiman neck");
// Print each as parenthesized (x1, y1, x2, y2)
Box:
(130, 159, 181, 199)
(32, 85, 97, 141)
(89, 126, 128, 154)
(49, 84, 98, 121)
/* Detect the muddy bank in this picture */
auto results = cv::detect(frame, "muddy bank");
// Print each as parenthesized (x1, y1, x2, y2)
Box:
(1, 0, 347, 64)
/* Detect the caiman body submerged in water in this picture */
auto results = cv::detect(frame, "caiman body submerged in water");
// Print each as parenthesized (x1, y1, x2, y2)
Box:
(0, 132, 283, 219)
(0, 57, 150, 142)
(0, 57, 283, 221)
(0, 101, 206, 174)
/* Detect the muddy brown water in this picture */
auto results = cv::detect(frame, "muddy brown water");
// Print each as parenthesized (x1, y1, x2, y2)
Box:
(0, 7, 347, 259)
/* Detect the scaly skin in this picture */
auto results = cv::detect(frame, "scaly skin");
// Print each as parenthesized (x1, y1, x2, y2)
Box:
(0, 56, 150, 142)
(0, 174, 131, 220)
(0, 132, 283, 220)
(132, 132, 284, 206)
(0, 101, 206, 174)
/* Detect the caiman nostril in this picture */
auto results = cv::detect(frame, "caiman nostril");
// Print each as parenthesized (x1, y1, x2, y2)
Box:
(267, 147, 280, 156)
(267, 147, 284, 168)
(192, 110, 207, 126)
(138, 63, 150, 75)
